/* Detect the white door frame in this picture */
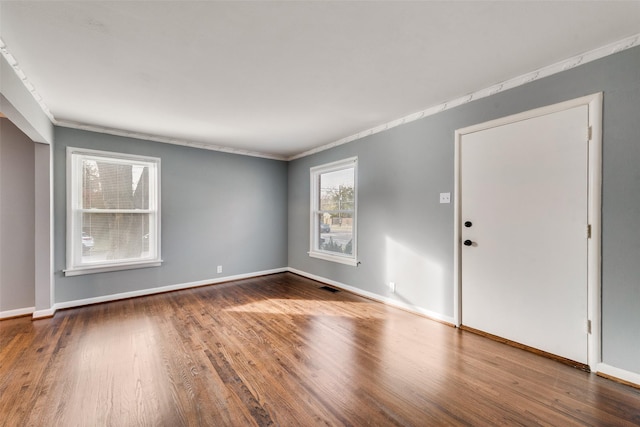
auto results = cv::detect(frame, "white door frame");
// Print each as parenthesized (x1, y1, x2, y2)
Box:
(453, 93, 602, 371)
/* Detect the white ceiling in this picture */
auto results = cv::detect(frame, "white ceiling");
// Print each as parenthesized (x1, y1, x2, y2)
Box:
(1, 1, 639, 159)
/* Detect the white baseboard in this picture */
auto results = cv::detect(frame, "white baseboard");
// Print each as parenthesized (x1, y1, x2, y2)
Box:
(32, 307, 56, 319)
(288, 267, 456, 325)
(0, 306, 35, 319)
(597, 363, 640, 387)
(33, 268, 288, 318)
(9, 268, 453, 325)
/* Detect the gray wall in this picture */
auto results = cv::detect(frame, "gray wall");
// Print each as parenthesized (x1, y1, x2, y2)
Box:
(288, 46, 640, 374)
(0, 118, 35, 312)
(54, 127, 288, 303)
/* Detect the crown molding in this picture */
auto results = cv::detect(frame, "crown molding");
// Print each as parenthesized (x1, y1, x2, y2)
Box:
(2, 32, 639, 162)
(55, 120, 288, 161)
(0, 37, 55, 122)
(288, 32, 640, 161)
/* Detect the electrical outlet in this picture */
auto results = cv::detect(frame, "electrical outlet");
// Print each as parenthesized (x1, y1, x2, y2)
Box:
(389, 282, 396, 293)
(217, 265, 222, 274)
(439, 192, 451, 204)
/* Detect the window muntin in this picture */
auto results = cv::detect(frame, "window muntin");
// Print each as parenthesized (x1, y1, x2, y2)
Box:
(66, 148, 161, 276)
(310, 157, 357, 266)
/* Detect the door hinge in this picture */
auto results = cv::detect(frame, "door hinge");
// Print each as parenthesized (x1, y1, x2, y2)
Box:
(587, 224, 592, 239)
(587, 126, 592, 141)
(587, 319, 592, 334)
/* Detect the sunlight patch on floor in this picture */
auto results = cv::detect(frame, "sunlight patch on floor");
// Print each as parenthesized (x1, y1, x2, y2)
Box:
(223, 298, 385, 319)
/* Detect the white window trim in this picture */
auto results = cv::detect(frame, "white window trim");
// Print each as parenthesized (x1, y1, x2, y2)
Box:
(65, 147, 162, 276)
(309, 157, 358, 266)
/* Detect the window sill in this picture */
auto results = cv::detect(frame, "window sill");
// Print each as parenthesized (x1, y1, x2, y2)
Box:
(308, 251, 358, 266)
(64, 260, 163, 276)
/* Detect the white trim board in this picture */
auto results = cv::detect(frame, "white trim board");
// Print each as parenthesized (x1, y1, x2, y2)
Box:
(0, 306, 35, 320)
(453, 93, 603, 372)
(31, 267, 453, 323)
(32, 307, 56, 319)
(288, 267, 456, 325)
(597, 363, 640, 388)
(32, 268, 287, 319)
(56, 120, 288, 161)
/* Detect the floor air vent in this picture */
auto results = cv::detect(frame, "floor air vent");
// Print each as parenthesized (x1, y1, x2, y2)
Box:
(319, 286, 339, 293)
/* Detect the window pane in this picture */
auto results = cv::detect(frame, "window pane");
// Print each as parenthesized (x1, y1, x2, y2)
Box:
(68, 149, 161, 275)
(309, 157, 357, 265)
(318, 212, 353, 255)
(83, 159, 149, 210)
(319, 168, 354, 211)
(81, 212, 151, 263)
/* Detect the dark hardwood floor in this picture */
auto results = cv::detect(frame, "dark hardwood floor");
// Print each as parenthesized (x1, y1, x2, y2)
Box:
(1, 273, 639, 426)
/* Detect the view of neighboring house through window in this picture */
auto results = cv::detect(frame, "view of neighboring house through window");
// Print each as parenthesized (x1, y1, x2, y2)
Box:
(65, 148, 161, 276)
(309, 157, 358, 266)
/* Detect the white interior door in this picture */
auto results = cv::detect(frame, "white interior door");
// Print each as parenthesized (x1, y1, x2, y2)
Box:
(460, 105, 589, 364)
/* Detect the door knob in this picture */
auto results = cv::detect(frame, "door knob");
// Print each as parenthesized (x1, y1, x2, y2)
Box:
(463, 240, 473, 246)
(464, 221, 473, 228)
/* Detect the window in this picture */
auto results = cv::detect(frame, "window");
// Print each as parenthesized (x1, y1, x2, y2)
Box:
(65, 148, 161, 276)
(309, 157, 357, 266)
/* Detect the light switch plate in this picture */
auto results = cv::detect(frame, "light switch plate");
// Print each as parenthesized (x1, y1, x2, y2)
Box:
(440, 192, 451, 204)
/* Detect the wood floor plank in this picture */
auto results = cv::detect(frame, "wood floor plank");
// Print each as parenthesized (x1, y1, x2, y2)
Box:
(1, 272, 639, 426)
